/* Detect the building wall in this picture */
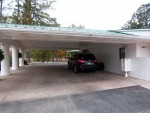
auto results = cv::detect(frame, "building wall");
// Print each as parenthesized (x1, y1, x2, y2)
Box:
(88, 43, 150, 81)
(125, 44, 136, 58)
(130, 58, 150, 81)
(136, 43, 150, 57)
(88, 43, 123, 75)
(128, 43, 150, 81)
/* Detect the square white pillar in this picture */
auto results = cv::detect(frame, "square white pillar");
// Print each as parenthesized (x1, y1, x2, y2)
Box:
(19, 48, 24, 67)
(1, 44, 10, 76)
(24, 50, 27, 60)
(12, 46, 19, 70)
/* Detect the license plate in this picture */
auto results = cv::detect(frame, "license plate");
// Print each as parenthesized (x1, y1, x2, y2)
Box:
(87, 63, 92, 65)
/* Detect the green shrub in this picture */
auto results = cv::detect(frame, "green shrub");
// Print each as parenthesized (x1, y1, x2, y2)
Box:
(18, 52, 22, 58)
(0, 49, 4, 61)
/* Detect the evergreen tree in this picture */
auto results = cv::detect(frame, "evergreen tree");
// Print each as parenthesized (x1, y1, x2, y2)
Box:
(122, 3, 150, 29)
(3, 0, 60, 26)
(69, 24, 85, 29)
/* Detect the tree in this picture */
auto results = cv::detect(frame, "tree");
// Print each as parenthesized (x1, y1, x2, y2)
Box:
(32, 50, 52, 62)
(122, 3, 150, 29)
(0, 0, 3, 22)
(0, 0, 14, 23)
(68, 24, 85, 29)
(31, 50, 68, 62)
(58, 50, 66, 60)
(2, 0, 60, 26)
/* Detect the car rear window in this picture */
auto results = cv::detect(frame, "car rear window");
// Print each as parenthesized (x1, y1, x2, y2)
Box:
(78, 54, 96, 60)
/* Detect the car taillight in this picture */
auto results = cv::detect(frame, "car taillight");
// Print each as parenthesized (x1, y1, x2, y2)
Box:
(77, 60, 85, 63)
(94, 60, 97, 63)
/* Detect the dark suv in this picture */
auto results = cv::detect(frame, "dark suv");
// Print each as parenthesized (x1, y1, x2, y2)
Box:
(68, 52, 97, 73)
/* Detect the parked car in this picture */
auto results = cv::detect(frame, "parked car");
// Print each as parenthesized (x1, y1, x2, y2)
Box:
(68, 52, 98, 73)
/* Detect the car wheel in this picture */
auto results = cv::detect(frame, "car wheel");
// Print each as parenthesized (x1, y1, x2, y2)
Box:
(99, 62, 105, 71)
(74, 65, 79, 73)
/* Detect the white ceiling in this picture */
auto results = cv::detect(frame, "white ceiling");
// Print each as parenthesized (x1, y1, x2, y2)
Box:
(0, 28, 150, 50)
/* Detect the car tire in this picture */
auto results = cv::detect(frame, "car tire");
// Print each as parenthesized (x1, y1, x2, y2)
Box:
(74, 65, 79, 73)
(99, 62, 105, 71)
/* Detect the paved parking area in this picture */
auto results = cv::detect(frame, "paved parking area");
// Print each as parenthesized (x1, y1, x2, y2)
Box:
(0, 62, 150, 102)
(0, 86, 150, 113)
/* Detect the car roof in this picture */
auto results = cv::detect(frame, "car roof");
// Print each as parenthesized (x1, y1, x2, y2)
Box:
(76, 53, 94, 55)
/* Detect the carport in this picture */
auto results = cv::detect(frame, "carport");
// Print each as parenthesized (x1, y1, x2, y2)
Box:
(0, 24, 150, 112)
(0, 24, 150, 81)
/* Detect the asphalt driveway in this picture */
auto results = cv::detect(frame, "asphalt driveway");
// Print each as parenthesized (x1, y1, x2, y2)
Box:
(0, 86, 150, 113)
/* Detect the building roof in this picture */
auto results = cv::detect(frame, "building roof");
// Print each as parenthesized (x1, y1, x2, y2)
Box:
(0, 24, 150, 49)
(1, 23, 149, 37)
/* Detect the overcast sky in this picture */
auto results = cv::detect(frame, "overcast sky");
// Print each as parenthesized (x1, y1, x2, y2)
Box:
(50, 0, 150, 30)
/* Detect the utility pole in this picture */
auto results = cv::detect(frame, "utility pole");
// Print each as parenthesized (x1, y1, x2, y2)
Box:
(0, 0, 3, 23)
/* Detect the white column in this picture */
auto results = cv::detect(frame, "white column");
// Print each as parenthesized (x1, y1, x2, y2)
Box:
(1, 44, 10, 76)
(12, 46, 19, 70)
(19, 48, 24, 67)
(24, 50, 27, 60)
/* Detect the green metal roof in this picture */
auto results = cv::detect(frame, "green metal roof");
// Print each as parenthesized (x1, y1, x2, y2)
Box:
(0, 23, 149, 37)
(116, 29, 150, 32)
(114, 29, 150, 37)
(67, 50, 79, 52)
